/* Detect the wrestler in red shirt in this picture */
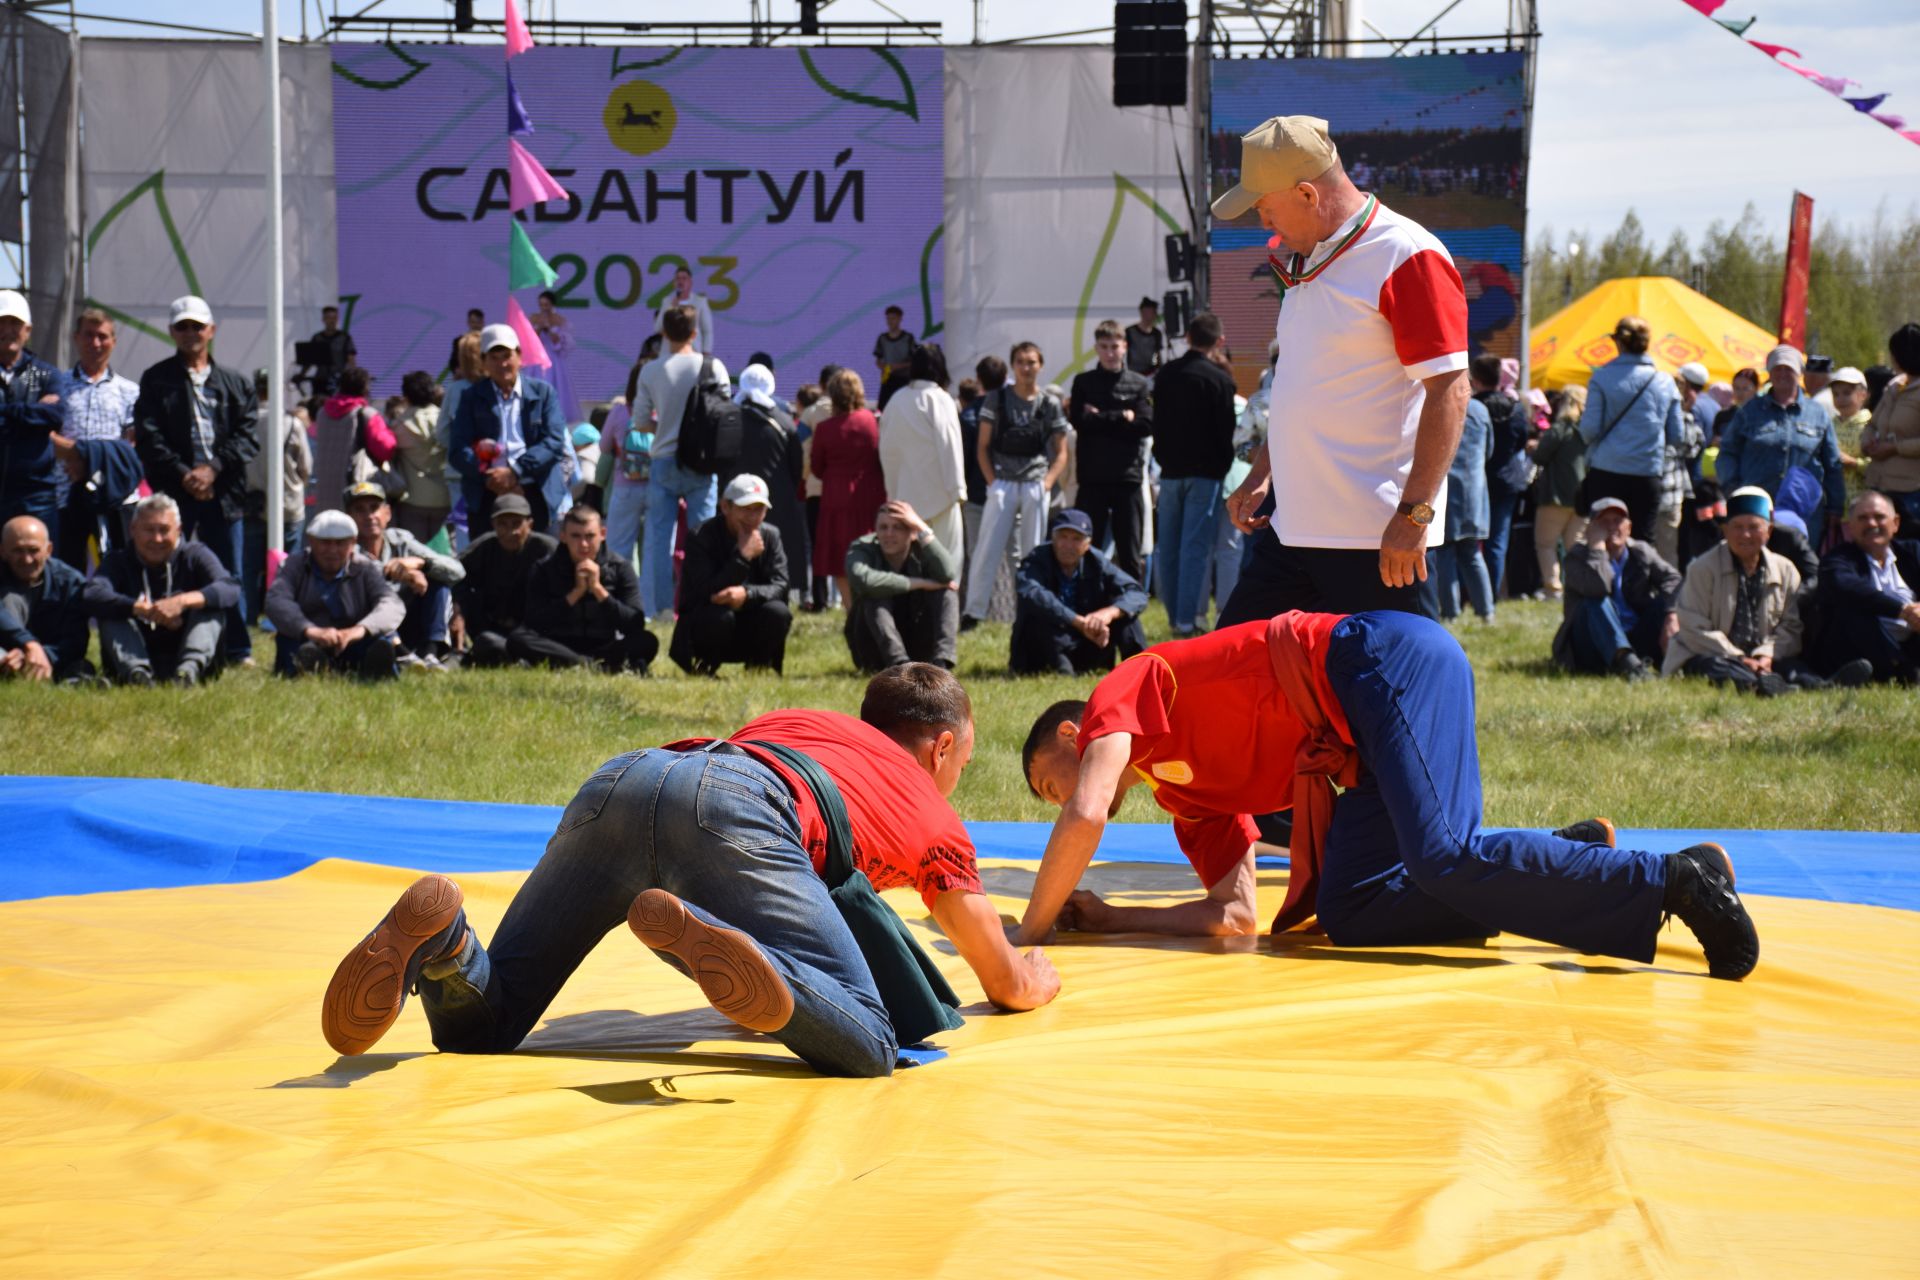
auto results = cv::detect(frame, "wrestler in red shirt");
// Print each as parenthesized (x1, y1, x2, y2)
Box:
(323, 664, 1058, 1078)
(1017, 611, 1761, 983)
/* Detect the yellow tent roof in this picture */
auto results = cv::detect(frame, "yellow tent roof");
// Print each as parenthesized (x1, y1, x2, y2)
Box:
(1529, 276, 1779, 391)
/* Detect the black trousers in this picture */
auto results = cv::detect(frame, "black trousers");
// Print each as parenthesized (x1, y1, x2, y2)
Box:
(275, 632, 399, 680)
(672, 600, 793, 674)
(1009, 606, 1147, 675)
(1579, 468, 1661, 537)
(506, 626, 658, 673)
(466, 628, 514, 667)
(1218, 536, 1437, 629)
(1814, 608, 1920, 683)
(1074, 480, 1148, 582)
(845, 589, 958, 672)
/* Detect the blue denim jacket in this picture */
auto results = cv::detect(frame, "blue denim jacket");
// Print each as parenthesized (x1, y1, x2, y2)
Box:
(1718, 390, 1846, 518)
(1576, 354, 1684, 478)
(1445, 397, 1492, 541)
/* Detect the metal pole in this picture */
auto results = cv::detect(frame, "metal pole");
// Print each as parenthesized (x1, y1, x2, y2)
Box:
(263, 0, 287, 555)
(1191, 0, 1212, 311)
(1516, 0, 1536, 387)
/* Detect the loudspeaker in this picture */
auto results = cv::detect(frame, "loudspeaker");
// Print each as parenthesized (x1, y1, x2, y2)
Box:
(1162, 288, 1192, 339)
(1114, 2, 1187, 108)
(454, 0, 475, 33)
(1164, 231, 1194, 282)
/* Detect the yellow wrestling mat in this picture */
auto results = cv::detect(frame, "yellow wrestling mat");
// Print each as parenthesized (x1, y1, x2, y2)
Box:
(3, 858, 1917, 1278)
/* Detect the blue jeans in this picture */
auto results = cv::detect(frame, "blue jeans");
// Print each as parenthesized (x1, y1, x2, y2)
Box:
(1156, 476, 1222, 631)
(605, 478, 648, 574)
(642, 454, 717, 617)
(1562, 595, 1663, 672)
(1317, 611, 1668, 960)
(1434, 539, 1494, 621)
(416, 746, 899, 1077)
(180, 499, 251, 661)
(1483, 478, 1520, 598)
(397, 583, 453, 653)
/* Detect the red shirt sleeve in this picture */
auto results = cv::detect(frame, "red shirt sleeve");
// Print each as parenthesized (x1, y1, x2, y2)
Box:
(1077, 653, 1175, 750)
(1377, 248, 1468, 377)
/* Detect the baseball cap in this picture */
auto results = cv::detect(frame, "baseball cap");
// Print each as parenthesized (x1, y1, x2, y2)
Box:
(479, 322, 520, 353)
(722, 473, 772, 508)
(1830, 365, 1867, 387)
(490, 493, 533, 519)
(1209, 115, 1339, 220)
(1677, 362, 1709, 389)
(1049, 508, 1093, 538)
(1588, 497, 1630, 519)
(169, 295, 214, 327)
(307, 509, 357, 540)
(1726, 485, 1774, 520)
(342, 480, 388, 506)
(0, 288, 30, 325)
(1765, 344, 1805, 374)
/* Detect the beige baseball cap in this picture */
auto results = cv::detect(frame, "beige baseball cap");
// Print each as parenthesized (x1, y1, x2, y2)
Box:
(1209, 115, 1339, 220)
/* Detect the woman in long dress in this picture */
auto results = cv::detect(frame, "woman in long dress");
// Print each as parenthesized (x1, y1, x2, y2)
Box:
(877, 342, 966, 566)
(808, 369, 887, 608)
(527, 290, 582, 425)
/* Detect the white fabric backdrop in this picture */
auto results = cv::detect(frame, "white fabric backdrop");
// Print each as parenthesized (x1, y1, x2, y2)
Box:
(79, 40, 336, 381)
(942, 47, 1194, 386)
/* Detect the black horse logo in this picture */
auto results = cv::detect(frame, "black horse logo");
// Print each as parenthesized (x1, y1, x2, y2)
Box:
(621, 104, 663, 129)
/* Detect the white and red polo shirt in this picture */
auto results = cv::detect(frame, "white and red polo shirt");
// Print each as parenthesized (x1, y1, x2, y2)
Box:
(1265, 200, 1469, 549)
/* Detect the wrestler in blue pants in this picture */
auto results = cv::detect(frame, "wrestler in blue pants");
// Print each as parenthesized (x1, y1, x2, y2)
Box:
(1316, 610, 1669, 963)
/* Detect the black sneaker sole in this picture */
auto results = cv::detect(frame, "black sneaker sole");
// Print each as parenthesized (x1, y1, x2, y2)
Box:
(1671, 842, 1757, 981)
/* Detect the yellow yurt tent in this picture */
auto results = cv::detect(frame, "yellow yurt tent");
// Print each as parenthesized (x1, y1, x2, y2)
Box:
(1529, 276, 1780, 391)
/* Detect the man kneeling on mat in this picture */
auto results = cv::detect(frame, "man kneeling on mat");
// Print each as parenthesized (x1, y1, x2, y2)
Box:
(1014, 611, 1759, 981)
(323, 664, 1060, 1077)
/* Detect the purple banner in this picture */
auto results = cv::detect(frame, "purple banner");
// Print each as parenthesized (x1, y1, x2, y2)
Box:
(331, 44, 944, 411)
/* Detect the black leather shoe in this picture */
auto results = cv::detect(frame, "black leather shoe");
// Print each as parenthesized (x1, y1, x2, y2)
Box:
(1663, 843, 1759, 980)
(1552, 817, 1616, 846)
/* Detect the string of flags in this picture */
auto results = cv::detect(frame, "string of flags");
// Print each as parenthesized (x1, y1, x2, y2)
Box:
(502, 0, 568, 365)
(1679, 0, 1918, 148)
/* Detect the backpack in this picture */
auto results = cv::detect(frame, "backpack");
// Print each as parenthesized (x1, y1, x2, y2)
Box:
(990, 386, 1051, 460)
(675, 355, 742, 476)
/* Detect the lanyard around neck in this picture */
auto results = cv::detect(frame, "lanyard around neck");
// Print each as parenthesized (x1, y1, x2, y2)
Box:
(1268, 195, 1379, 293)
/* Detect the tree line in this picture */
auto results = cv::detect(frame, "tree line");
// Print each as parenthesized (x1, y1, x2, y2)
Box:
(1529, 204, 1920, 370)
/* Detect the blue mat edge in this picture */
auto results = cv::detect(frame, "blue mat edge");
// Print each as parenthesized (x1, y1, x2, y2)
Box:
(2, 776, 1915, 912)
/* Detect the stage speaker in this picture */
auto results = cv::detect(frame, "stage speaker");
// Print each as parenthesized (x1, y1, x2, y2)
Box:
(454, 0, 475, 33)
(1162, 288, 1192, 339)
(1114, 2, 1187, 108)
(1164, 231, 1194, 282)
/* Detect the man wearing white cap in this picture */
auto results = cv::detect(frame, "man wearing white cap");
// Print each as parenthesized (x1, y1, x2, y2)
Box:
(1827, 365, 1872, 507)
(446, 321, 567, 538)
(0, 288, 72, 536)
(670, 473, 793, 676)
(262, 508, 404, 679)
(1210, 115, 1470, 625)
(132, 295, 259, 667)
(1717, 344, 1846, 539)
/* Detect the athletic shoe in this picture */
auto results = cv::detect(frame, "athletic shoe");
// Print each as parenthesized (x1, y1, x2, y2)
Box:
(1663, 843, 1759, 981)
(1830, 658, 1875, 688)
(1611, 650, 1654, 682)
(959, 615, 980, 633)
(1754, 672, 1796, 698)
(1552, 817, 1616, 846)
(322, 874, 469, 1055)
(124, 667, 155, 688)
(172, 663, 199, 689)
(628, 888, 794, 1033)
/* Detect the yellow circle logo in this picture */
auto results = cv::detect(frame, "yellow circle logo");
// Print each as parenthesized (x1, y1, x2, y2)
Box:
(603, 80, 676, 157)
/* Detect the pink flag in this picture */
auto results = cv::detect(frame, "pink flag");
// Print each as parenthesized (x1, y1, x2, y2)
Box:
(1679, 0, 1724, 13)
(504, 0, 534, 59)
(1902, 131, 1920, 148)
(1747, 40, 1801, 62)
(506, 296, 551, 370)
(507, 138, 569, 212)
(1871, 112, 1906, 130)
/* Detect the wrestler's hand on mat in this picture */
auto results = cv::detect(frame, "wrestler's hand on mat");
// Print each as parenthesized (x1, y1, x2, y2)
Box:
(1056, 889, 1113, 932)
(1377, 511, 1429, 588)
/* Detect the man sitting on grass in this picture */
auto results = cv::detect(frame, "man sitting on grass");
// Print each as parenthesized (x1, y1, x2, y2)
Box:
(344, 480, 464, 670)
(1552, 497, 1681, 681)
(453, 493, 554, 668)
(1808, 490, 1920, 684)
(1009, 507, 1147, 675)
(83, 493, 239, 687)
(321, 663, 1060, 1077)
(1014, 611, 1760, 982)
(670, 473, 792, 677)
(263, 508, 404, 679)
(509, 504, 657, 674)
(845, 499, 960, 673)
(0, 514, 89, 682)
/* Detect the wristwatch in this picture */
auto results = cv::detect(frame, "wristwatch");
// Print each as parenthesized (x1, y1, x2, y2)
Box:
(1395, 500, 1435, 528)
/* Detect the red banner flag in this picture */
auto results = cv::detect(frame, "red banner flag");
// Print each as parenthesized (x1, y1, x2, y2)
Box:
(1778, 191, 1813, 347)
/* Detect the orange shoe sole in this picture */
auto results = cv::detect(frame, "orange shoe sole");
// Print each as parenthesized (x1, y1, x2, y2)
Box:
(322, 874, 465, 1056)
(628, 888, 794, 1034)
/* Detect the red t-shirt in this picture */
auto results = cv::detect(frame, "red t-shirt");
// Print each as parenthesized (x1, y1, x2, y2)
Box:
(1076, 614, 1351, 887)
(669, 709, 982, 908)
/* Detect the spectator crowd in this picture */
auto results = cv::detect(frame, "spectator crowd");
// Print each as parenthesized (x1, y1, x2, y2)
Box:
(3, 270, 1916, 698)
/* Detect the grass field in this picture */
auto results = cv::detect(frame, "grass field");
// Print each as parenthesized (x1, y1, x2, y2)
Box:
(4, 597, 1917, 832)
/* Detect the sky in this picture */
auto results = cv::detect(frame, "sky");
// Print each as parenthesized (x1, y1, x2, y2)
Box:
(54, 0, 1920, 246)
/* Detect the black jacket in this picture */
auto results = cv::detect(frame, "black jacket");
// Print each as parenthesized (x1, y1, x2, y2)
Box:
(1818, 538, 1920, 625)
(455, 531, 557, 634)
(1477, 389, 1533, 483)
(524, 543, 644, 644)
(83, 541, 241, 619)
(1014, 543, 1147, 627)
(1068, 366, 1154, 486)
(1149, 350, 1238, 480)
(677, 516, 789, 614)
(0, 350, 69, 509)
(133, 355, 260, 521)
(0, 556, 88, 671)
